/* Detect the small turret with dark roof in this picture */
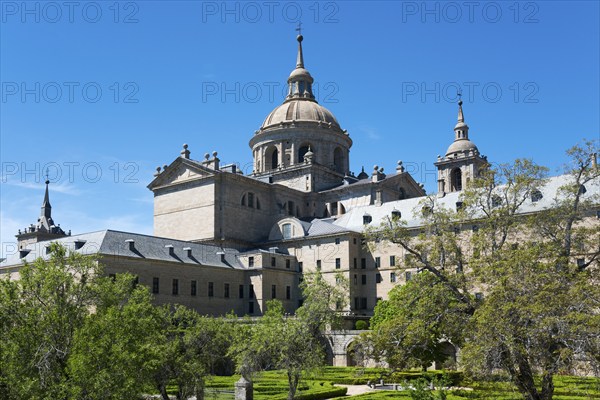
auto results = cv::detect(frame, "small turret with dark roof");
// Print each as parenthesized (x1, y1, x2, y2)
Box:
(16, 179, 69, 249)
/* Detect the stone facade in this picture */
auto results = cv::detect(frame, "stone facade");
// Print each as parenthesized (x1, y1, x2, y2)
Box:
(2, 34, 599, 367)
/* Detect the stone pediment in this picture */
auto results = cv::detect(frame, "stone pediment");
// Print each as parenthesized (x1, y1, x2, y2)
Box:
(147, 158, 216, 190)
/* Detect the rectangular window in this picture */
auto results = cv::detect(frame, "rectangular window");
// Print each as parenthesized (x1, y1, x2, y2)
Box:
(360, 297, 367, 310)
(172, 279, 179, 295)
(361, 258, 366, 269)
(389, 255, 395, 267)
(353, 238, 357, 245)
(224, 283, 230, 298)
(286, 259, 290, 269)
(335, 238, 340, 245)
(152, 277, 159, 294)
(249, 284, 254, 299)
(298, 262, 303, 272)
(353, 258, 357, 269)
(248, 302, 254, 314)
(286, 285, 291, 300)
(335, 258, 341, 269)
(271, 257, 276, 267)
(208, 282, 214, 297)
(577, 258, 585, 268)
(405, 271, 412, 282)
(375, 257, 380, 268)
(376, 273, 382, 284)
(248, 256, 254, 268)
(390, 272, 396, 283)
(271, 284, 277, 299)
(239, 284, 244, 299)
(191, 280, 197, 296)
(361, 274, 367, 285)
(354, 297, 360, 310)
(353, 274, 358, 285)
(316, 260, 321, 270)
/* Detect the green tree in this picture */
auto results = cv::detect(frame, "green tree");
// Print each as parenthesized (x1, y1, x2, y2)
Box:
(366, 141, 599, 400)
(367, 271, 469, 371)
(0, 243, 168, 400)
(231, 270, 345, 400)
(152, 306, 235, 400)
(463, 141, 600, 400)
(0, 243, 101, 399)
(67, 275, 163, 400)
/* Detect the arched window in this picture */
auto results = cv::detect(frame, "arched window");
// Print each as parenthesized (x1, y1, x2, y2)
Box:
(298, 144, 311, 162)
(282, 223, 292, 239)
(333, 147, 344, 173)
(271, 148, 279, 169)
(241, 194, 246, 206)
(451, 168, 462, 191)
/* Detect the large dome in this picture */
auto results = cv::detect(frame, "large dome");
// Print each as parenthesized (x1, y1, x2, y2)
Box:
(261, 99, 341, 131)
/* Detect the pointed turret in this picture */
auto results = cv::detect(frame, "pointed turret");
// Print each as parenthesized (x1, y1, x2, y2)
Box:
(16, 179, 69, 250)
(41, 179, 52, 219)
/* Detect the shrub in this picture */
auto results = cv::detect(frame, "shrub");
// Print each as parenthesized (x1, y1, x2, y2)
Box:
(355, 320, 369, 330)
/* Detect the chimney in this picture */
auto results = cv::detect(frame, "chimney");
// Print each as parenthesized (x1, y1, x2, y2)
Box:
(592, 152, 598, 169)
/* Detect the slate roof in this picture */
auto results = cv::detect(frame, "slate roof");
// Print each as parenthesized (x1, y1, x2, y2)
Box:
(0, 230, 245, 269)
(333, 174, 600, 232)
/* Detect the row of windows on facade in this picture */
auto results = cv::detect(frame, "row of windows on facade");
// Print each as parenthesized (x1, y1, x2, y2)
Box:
(149, 278, 292, 300)
(351, 270, 411, 285)
(361, 189, 554, 226)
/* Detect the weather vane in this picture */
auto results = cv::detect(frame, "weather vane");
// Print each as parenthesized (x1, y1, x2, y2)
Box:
(296, 21, 302, 36)
(45, 167, 50, 184)
(457, 88, 463, 102)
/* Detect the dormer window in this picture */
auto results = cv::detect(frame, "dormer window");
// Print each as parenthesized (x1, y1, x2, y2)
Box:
(491, 195, 502, 208)
(391, 210, 401, 220)
(363, 214, 372, 225)
(531, 190, 543, 203)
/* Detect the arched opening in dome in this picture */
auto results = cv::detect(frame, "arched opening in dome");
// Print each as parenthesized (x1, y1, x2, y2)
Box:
(333, 147, 345, 174)
(265, 146, 279, 171)
(451, 168, 463, 191)
(298, 144, 312, 163)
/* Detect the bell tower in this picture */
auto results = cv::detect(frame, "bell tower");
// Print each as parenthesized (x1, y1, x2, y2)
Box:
(435, 98, 487, 194)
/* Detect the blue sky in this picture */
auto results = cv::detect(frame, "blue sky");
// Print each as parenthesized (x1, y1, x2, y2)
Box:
(1, 1, 599, 257)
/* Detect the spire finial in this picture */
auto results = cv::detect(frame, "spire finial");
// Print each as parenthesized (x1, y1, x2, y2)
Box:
(457, 89, 464, 123)
(295, 23, 304, 68)
(41, 171, 52, 218)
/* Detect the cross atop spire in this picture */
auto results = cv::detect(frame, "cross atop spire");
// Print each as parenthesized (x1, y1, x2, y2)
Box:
(295, 21, 302, 36)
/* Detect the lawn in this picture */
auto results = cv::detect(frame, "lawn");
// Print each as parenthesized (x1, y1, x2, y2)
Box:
(164, 368, 600, 399)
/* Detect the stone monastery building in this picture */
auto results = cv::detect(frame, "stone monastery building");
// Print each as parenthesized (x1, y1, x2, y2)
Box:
(2, 35, 598, 332)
